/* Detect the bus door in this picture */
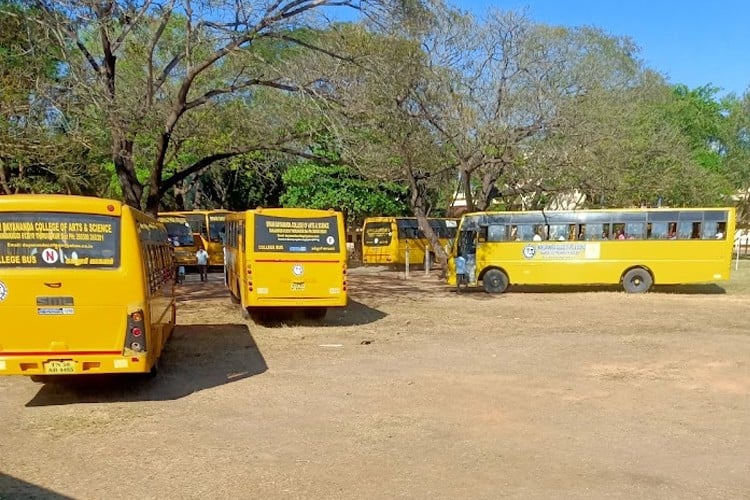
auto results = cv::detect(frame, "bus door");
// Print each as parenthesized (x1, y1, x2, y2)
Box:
(456, 228, 478, 284)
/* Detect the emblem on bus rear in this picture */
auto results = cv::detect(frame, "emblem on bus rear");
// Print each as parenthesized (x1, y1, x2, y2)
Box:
(292, 264, 304, 276)
(0, 280, 7, 302)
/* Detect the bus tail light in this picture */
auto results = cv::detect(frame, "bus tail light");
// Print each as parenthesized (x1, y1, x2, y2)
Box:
(125, 309, 147, 354)
(247, 265, 253, 291)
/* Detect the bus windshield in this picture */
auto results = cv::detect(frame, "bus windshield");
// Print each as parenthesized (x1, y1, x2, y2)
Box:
(254, 213, 340, 253)
(209, 215, 226, 243)
(0, 212, 120, 268)
(160, 219, 195, 246)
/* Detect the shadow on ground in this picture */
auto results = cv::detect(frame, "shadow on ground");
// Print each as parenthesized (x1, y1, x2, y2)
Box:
(0, 473, 74, 499)
(24, 324, 267, 407)
(247, 299, 387, 328)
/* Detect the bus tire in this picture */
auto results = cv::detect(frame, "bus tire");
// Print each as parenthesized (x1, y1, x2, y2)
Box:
(230, 282, 241, 304)
(483, 269, 509, 294)
(242, 307, 251, 320)
(29, 375, 50, 384)
(622, 267, 653, 293)
(146, 359, 160, 379)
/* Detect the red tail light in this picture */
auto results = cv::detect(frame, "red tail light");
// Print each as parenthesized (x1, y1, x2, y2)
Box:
(125, 309, 147, 354)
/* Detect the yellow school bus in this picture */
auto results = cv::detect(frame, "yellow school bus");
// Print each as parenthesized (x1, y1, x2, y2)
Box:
(361, 217, 458, 266)
(225, 207, 348, 320)
(0, 195, 176, 380)
(160, 209, 231, 267)
(157, 214, 198, 268)
(447, 207, 735, 293)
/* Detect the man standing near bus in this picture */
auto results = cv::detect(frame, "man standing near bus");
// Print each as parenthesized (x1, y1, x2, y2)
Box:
(196, 246, 209, 282)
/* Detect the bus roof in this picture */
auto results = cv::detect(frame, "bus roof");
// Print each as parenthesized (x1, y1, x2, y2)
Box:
(0, 194, 124, 216)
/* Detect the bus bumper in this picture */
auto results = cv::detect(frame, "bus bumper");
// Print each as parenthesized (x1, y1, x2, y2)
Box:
(0, 353, 150, 376)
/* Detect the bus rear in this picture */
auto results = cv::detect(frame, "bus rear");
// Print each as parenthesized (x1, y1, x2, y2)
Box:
(362, 217, 397, 265)
(0, 195, 169, 378)
(242, 208, 347, 318)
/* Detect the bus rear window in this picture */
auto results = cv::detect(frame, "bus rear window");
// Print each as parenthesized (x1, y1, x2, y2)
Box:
(254, 214, 341, 253)
(0, 213, 120, 268)
(364, 222, 393, 246)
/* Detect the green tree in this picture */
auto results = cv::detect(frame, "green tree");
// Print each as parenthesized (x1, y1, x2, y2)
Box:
(32, 0, 399, 215)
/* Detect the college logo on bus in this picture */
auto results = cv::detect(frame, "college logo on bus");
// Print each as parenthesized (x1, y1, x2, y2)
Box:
(0, 280, 7, 302)
(522, 245, 536, 259)
(292, 264, 304, 276)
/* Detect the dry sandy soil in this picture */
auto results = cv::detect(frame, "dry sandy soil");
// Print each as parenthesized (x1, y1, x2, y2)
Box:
(1, 264, 750, 499)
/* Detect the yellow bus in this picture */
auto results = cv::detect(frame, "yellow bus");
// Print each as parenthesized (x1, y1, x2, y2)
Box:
(157, 214, 198, 268)
(0, 195, 176, 380)
(447, 207, 735, 293)
(225, 207, 348, 320)
(361, 217, 458, 266)
(160, 209, 231, 267)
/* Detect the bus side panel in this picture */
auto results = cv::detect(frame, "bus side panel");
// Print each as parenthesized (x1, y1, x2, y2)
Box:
(476, 240, 733, 286)
(129, 208, 175, 367)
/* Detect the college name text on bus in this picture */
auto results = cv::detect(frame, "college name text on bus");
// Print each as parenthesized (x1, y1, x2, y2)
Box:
(448, 207, 735, 294)
(225, 208, 348, 320)
(0, 195, 176, 379)
(362, 217, 458, 266)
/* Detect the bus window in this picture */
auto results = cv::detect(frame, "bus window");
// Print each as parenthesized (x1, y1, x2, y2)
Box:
(677, 221, 694, 239)
(548, 224, 569, 241)
(649, 222, 669, 239)
(626, 223, 646, 239)
(487, 224, 507, 242)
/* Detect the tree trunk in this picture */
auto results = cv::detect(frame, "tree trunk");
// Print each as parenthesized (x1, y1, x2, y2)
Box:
(0, 160, 12, 195)
(406, 163, 449, 277)
(113, 136, 143, 209)
(173, 180, 188, 210)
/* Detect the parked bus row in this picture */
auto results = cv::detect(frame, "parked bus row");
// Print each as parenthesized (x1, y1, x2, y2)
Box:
(0, 195, 737, 383)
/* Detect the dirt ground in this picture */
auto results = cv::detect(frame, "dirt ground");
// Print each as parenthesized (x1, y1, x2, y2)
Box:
(1, 264, 750, 499)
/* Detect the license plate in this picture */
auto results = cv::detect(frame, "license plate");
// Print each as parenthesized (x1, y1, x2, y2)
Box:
(44, 360, 76, 374)
(291, 282, 305, 291)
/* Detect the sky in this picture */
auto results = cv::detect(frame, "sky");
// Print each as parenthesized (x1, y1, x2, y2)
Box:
(451, 0, 750, 97)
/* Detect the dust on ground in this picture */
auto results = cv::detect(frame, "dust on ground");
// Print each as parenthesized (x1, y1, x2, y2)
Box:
(1, 266, 749, 499)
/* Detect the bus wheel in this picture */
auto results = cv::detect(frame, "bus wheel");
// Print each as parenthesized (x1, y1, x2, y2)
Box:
(483, 269, 509, 294)
(29, 375, 50, 384)
(622, 267, 653, 293)
(146, 359, 160, 379)
(230, 283, 241, 304)
(242, 307, 251, 320)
